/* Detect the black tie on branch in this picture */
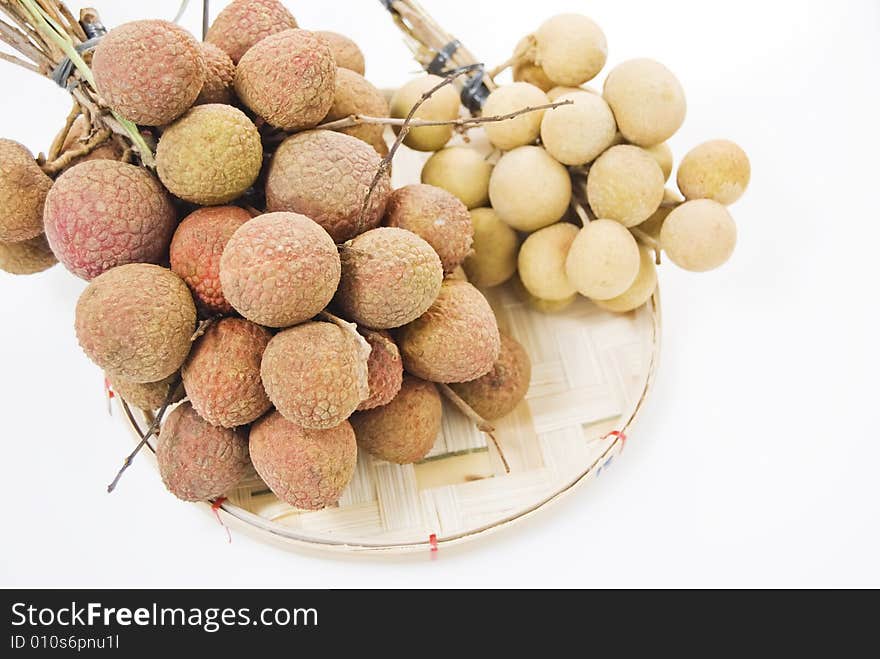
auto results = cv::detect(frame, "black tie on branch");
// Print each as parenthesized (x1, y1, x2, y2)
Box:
(428, 40, 490, 113)
(50, 36, 101, 89)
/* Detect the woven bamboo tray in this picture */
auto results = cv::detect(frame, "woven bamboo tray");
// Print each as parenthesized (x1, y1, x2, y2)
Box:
(119, 134, 661, 556)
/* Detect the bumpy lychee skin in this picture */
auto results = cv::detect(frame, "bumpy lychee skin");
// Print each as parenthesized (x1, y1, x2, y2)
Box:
(336, 227, 443, 330)
(219, 212, 340, 328)
(169, 206, 252, 314)
(206, 0, 298, 64)
(108, 372, 184, 411)
(0, 235, 56, 275)
(450, 333, 532, 420)
(195, 42, 236, 105)
(351, 375, 441, 464)
(157, 402, 251, 503)
(157, 104, 262, 206)
(384, 184, 474, 274)
(260, 321, 370, 430)
(92, 20, 206, 126)
(75, 264, 197, 383)
(399, 280, 501, 383)
(324, 68, 389, 149)
(250, 411, 356, 510)
(182, 318, 272, 428)
(358, 330, 404, 411)
(235, 29, 335, 131)
(266, 130, 391, 242)
(316, 31, 365, 75)
(44, 160, 176, 280)
(0, 139, 52, 243)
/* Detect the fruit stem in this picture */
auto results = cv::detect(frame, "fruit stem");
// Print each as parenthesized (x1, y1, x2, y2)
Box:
(40, 126, 110, 175)
(487, 34, 535, 80)
(630, 227, 663, 265)
(437, 384, 511, 474)
(107, 378, 181, 493)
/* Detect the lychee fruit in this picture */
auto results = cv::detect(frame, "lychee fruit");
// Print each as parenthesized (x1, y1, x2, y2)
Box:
(0, 234, 57, 275)
(92, 20, 206, 126)
(249, 411, 356, 510)
(351, 375, 441, 464)
(336, 227, 443, 330)
(358, 330, 404, 411)
(157, 402, 251, 502)
(0, 139, 53, 243)
(260, 321, 370, 430)
(43, 160, 176, 280)
(389, 75, 462, 152)
(75, 264, 196, 383)
(235, 29, 335, 131)
(450, 333, 532, 420)
(324, 68, 389, 150)
(398, 280, 501, 383)
(219, 212, 340, 328)
(266, 130, 390, 242)
(384, 184, 473, 274)
(316, 31, 366, 75)
(107, 372, 184, 411)
(182, 317, 272, 428)
(195, 42, 236, 105)
(169, 205, 252, 315)
(206, 0, 298, 64)
(156, 104, 262, 206)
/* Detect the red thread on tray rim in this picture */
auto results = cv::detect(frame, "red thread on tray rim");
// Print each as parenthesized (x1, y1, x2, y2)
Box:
(602, 430, 627, 448)
(429, 533, 438, 558)
(212, 497, 232, 544)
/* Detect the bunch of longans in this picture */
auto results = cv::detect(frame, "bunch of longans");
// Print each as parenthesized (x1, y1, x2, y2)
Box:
(0, 1, 749, 509)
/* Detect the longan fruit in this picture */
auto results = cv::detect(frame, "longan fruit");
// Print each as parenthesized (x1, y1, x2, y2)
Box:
(512, 37, 554, 92)
(518, 222, 579, 301)
(637, 188, 683, 239)
(390, 75, 461, 152)
(643, 142, 673, 181)
(546, 85, 592, 101)
(565, 219, 640, 300)
(489, 146, 572, 232)
(541, 91, 617, 165)
(482, 82, 549, 151)
(511, 274, 577, 313)
(534, 14, 607, 86)
(660, 199, 737, 272)
(603, 58, 686, 147)
(593, 247, 658, 313)
(587, 145, 665, 227)
(677, 139, 750, 205)
(421, 147, 493, 209)
(463, 208, 519, 288)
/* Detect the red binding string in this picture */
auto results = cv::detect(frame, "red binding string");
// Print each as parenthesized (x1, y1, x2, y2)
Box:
(429, 533, 438, 559)
(211, 497, 232, 544)
(602, 430, 627, 449)
(103, 377, 114, 415)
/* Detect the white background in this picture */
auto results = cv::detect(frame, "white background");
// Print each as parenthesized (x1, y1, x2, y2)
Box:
(1, 0, 878, 588)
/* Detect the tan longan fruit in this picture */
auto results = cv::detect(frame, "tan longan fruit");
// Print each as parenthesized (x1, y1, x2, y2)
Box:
(637, 188, 683, 239)
(534, 14, 607, 86)
(421, 147, 493, 209)
(587, 145, 665, 227)
(546, 85, 592, 101)
(643, 142, 673, 181)
(511, 274, 577, 313)
(603, 59, 686, 147)
(518, 222, 579, 301)
(463, 208, 519, 288)
(512, 37, 554, 92)
(541, 91, 617, 166)
(676, 139, 750, 205)
(660, 199, 737, 272)
(593, 247, 657, 313)
(390, 75, 461, 152)
(489, 146, 572, 232)
(565, 219, 640, 300)
(482, 83, 550, 151)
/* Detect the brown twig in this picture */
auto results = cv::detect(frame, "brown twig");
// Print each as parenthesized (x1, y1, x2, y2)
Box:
(437, 384, 510, 474)
(46, 99, 79, 160)
(39, 125, 108, 174)
(107, 378, 180, 493)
